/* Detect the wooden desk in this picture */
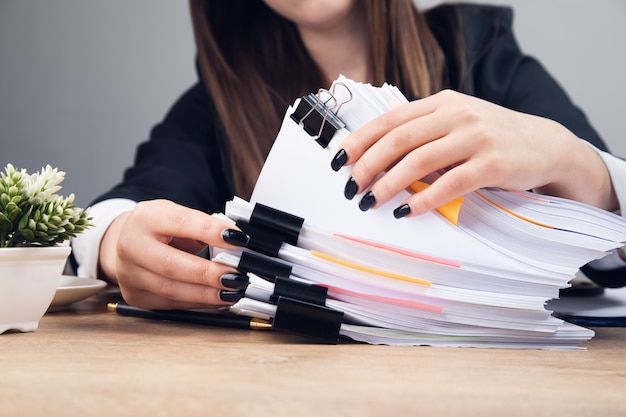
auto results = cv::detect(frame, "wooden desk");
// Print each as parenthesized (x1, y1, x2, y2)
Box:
(2, 291, 625, 417)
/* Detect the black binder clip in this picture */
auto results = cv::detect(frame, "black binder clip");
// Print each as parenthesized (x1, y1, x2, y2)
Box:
(270, 276, 328, 306)
(249, 203, 304, 246)
(236, 220, 286, 258)
(237, 251, 293, 283)
(235, 202, 305, 257)
(289, 83, 351, 148)
(272, 296, 344, 344)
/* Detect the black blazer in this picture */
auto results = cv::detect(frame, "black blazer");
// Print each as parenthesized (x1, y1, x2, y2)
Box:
(93, 4, 626, 286)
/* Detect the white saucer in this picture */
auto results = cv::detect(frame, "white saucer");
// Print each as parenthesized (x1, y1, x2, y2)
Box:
(48, 275, 107, 312)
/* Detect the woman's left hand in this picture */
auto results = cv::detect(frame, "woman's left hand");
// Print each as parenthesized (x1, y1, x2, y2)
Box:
(332, 89, 617, 217)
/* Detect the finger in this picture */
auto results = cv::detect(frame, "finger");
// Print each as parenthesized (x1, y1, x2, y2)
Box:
(118, 263, 244, 309)
(333, 98, 437, 169)
(349, 111, 452, 196)
(134, 200, 248, 250)
(397, 160, 487, 217)
(120, 284, 226, 310)
(362, 130, 475, 209)
(116, 233, 240, 290)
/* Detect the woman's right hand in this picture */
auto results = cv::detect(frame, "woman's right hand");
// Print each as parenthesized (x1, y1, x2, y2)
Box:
(98, 199, 250, 310)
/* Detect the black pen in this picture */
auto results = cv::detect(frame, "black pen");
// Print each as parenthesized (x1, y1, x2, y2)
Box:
(555, 313, 626, 328)
(107, 302, 272, 330)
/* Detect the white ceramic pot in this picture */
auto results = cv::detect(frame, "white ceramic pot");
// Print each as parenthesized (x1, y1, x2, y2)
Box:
(0, 245, 71, 334)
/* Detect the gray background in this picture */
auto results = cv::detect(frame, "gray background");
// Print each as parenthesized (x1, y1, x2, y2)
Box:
(1, 1, 625, 208)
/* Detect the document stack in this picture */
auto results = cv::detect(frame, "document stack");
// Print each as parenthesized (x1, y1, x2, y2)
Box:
(213, 76, 626, 349)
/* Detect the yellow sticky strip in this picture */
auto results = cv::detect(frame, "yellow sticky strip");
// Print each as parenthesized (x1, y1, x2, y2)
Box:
(311, 250, 431, 286)
(409, 181, 464, 225)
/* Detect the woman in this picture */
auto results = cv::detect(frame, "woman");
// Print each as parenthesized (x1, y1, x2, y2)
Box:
(72, 0, 626, 310)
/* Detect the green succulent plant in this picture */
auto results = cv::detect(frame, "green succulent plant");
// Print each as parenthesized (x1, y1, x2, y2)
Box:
(0, 164, 92, 248)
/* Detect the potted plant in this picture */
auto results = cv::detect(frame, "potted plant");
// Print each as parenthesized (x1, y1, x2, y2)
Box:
(0, 163, 92, 333)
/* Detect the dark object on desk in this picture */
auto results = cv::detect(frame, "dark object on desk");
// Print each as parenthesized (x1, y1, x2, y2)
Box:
(559, 275, 605, 297)
(550, 275, 626, 327)
(107, 302, 272, 330)
(554, 314, 626, 327)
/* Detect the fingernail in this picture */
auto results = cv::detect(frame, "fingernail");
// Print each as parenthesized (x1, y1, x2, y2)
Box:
(331, 149, 348, 171)
(359, 191, 377, 211)
(220, 272, 249, 290)
(219, 289, 246, 302)
(222, 229, 249, 247)
(344, 177, 358, 200)
(393, 204, 411, 219)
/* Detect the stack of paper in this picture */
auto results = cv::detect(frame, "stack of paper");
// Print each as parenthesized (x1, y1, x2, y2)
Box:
(214, 76, 626, 349)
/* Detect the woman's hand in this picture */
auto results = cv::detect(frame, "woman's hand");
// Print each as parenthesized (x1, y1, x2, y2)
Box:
(98, 199, 250, 310)
(332, 89, 618, 217)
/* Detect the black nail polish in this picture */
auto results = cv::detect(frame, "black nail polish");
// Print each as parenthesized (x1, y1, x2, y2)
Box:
(344, 177, 358, 200)
(393, 204, 411, 219)
(359, 191, 377, 212)
(220, 273, 249, 290)
(331, 149, 348, 171)
(219, 289, 246, 302)
(222, 229, 249, 247)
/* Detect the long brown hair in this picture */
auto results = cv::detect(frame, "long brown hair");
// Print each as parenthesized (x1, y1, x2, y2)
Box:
(190, 0, 446, 199)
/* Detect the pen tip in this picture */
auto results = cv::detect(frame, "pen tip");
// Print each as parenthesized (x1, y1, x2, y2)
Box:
(250, 318, 272, 330)
(107, 302, 118, 312)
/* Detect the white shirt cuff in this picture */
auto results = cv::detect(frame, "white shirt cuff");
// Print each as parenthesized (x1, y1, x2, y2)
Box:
(71, 198, 137, 279)
(584, 141, 626, 270)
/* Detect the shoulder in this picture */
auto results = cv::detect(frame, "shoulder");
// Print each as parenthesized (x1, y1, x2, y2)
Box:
(424, 3, 519, 93)
(159, 61, 220, 137)
(425, 2, 513, 30)
(425, 3, 515, 52)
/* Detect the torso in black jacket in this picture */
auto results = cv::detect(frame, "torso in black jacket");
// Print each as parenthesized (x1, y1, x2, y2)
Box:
(93, 4, 624, 286)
